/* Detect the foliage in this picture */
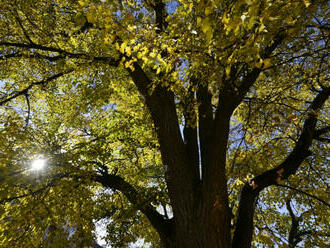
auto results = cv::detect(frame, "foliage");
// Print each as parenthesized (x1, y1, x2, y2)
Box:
(0, 0, 329, 247)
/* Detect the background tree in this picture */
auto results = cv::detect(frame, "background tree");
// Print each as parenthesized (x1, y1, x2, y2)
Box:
(0, 0, 329, 247)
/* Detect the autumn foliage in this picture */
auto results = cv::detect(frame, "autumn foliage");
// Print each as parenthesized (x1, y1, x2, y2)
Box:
(0, 0, 329, 247)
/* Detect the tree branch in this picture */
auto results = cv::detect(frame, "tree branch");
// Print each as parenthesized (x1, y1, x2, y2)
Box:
(152, 0, 167, 33)
(286, 199, 316, 247)
(0, 70, 74, 106)
(0, 52, 20, 60)
(208, 32, 286, 173)
(279, 184, 330, 208)
(0, 173, 67, 205)
(231, 183, 258, 248)
(252, 87, 330, 190)
(182, 86, 200, 183)
(14, 9, 34, 44)
(232, 86, 330, 248)
(24, 92, 30, 128)
(0, 41, 81, 55)
(0, 42, 121, 65)
(313, 126, 330, 139)
(197, 83, 213, 178)
(95, 172, 173, 241)
(286, 199, 301, 247)
(128, 61, 199, 221)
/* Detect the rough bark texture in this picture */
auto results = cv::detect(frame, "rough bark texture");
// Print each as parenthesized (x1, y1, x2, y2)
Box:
(232, 184, 258, 248)
(128, 61, 232, 248)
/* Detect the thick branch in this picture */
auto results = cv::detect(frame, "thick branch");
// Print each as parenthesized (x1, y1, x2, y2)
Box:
(128, 62, 202, 245)
(232, 87, 330, 248)
(95, 172, 172, 240)
(286, 199, 300, 247)
(0, 42, 120, 65)
(231, 183, 258, 248)
(252, 87, 330, 190)
(182, 87, 200, 183)
(227, 33, 286, 114)
(206, 34, 286, 191)
(0, 41, 82, 55)
(213, 32, 286, 132)
(152, 0, 167, 32)
(286, 199, 315, 247)
(197, 83, 213, 177)
(129, 61, 197, 194)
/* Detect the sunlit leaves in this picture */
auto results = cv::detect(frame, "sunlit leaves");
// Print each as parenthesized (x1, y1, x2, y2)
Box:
(0, 0, 329, 247)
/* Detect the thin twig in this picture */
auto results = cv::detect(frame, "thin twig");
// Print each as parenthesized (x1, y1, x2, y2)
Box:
(0, 70, 74, 106)
(277, 184, 330, 208)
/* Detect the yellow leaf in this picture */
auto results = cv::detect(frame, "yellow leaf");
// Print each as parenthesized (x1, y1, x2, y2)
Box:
(172, 71, 178, 80)
(197, 17, 202, 26)
(222, 14, 229, 25)
(201, 18, 211, 34)
(129, 65, 135, 71)
(133, 45, 140, 52)
(125, 46, 131, 57)
(237, 179, 245, 186)
(128, 25, 135, 31)
(189, 3, 194, 13)
(87, 13, 96, 23)
(74, 13, 86, 25)
(303, 0, 311, 7)
(245, 0, 254, 5)
(225, 66, 231, 79)
(263, 58, 272, 69)
(115, 42, 120, 51)
(255, 60, 263, 69)
(258, 23, 266, 32)
(205, 7, 212, 16)
(125, 61, 131, 68)
(120, 42, 127, 54)
(78, 0, 86, 6)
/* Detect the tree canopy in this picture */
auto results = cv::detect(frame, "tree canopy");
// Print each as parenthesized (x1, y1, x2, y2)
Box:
(0, 0, 329, 247)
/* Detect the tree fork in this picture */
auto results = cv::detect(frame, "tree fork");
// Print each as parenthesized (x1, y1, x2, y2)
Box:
(232, 87, 330, 248)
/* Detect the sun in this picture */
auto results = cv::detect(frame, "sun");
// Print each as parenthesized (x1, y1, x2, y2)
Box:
(31, 158, 46, 170)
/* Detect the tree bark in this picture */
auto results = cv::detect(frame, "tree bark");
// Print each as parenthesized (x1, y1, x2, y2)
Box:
(232, 87, 330, 248)
(232, 184, 258, 248)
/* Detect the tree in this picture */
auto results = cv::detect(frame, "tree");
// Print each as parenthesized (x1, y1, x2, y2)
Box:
(0, 0, 329, 247)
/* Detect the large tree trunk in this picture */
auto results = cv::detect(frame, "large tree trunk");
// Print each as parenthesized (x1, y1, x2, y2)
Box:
(160, 205, 232, 248)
